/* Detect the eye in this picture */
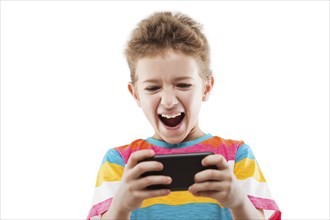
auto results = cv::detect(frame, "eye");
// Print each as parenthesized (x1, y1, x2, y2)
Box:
(145, 86, 160, 92)
(177, 83, 192, 89)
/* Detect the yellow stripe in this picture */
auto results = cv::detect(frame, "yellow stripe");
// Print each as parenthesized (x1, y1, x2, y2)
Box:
(234, 158, 266, 182)
(141, 191, 220, 208)
(96, 162, 124, 187)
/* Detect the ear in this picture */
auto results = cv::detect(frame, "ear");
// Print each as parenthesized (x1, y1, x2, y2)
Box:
(128, 82, 141, 107)
(202, 75, 214, 102)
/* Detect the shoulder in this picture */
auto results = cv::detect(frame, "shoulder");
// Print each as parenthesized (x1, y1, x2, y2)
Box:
(104, 139, 154, 165)
(208, 136, 244, 148)
(207, 136, 246, 161)
(235, 143, 256, 163)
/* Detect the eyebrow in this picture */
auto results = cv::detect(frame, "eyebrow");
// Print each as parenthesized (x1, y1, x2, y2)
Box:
(142, 76, 193, 84)
(142, 79, 160, 84)
(173, 76, 194, 81)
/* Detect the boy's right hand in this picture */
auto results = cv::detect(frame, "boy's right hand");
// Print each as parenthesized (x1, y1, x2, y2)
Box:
(103, 150, 172, 219)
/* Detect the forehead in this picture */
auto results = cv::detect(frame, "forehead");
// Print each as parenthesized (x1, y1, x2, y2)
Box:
(135, 51, 200, 82)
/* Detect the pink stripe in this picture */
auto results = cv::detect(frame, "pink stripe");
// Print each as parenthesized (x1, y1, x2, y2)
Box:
(248, 195, 281, 219)
(87, 198, 112, 220)
(217, 143, 239, 161)
(117, 143, 240, 164)
(152, 144, 219, 155)
(248, 195, 280, 211)
(152, 143, 239, 161)
(269, 210, 282, 220)
(117, 140, 149, 164)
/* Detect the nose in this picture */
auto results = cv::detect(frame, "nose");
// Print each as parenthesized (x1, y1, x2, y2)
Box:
(160, 89, 178, 108)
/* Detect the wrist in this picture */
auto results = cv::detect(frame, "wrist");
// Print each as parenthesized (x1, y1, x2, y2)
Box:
(229, 196, 264, 220)
(229, 196, 249, 212)
(102, 198, 131, 220)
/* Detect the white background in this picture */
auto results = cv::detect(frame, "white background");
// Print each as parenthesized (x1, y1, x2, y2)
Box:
(1, 1, 329, 219)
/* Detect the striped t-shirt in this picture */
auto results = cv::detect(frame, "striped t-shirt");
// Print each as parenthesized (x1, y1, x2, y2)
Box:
(87, 134, 281, 219)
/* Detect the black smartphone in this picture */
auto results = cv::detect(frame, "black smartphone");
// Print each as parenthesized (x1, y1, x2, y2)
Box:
(140, 152, 217, 191)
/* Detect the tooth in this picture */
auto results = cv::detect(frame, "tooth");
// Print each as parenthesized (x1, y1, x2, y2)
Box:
(161, 113, 181, 119)
(176, 112, 182, 117)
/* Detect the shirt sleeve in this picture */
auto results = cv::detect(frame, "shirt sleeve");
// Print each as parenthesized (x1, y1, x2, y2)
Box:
(234, 144, 281, 220)
(87, 149, 125, 220)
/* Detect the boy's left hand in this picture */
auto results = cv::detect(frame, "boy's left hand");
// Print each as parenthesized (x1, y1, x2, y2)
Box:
(188, 154, 245, 209)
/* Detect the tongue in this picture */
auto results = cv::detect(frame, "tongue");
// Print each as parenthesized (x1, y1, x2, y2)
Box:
(160, 114, 184, 127)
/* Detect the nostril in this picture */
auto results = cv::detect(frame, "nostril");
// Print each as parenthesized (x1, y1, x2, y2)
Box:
(161, 94, 179, 108)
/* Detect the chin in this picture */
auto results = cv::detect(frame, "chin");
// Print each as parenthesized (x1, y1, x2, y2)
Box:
(159, 132, 187, 144)
(157, 118, 188, 142)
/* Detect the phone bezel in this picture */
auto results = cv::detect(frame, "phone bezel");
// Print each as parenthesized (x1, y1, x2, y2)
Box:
(140, 152, 217, 191)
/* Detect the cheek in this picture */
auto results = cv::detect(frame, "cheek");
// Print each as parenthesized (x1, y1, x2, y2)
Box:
(141, 95, 159, 113)
(181, 91, 203, 113)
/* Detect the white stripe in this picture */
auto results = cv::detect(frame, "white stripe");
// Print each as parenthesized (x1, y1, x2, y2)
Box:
(264, 210, 276, 219)
(92, 181, 121, 205)
(238, 177, 273, 199)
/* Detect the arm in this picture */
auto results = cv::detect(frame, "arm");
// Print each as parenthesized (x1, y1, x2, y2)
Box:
(101, 200, 130, 220)
(230, 198, 265, 219)
(101, 150, 171, 220)
(189, 154, 265, 220)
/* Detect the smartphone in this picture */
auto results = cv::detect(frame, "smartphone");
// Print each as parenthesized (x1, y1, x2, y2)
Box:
(140, 152, 217, 191)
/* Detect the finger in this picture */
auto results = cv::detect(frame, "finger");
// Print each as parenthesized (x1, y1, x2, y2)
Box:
(126, 149, 155, 169)
(133, 188, 171, 201)
(194, 169, 224, 183)
(202, 154, 228, 170)
(191, 190, 218, 198)
(189, 181, 224, 194)
(130, 161, 164, 179)
(134, 175, 172, 189)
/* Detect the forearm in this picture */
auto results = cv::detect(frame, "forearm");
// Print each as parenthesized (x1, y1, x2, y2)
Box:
(101, 201, 131, 220)
(230, 196, 265, 220)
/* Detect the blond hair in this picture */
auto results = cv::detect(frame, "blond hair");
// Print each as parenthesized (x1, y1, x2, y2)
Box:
(125, 11, 211, 84)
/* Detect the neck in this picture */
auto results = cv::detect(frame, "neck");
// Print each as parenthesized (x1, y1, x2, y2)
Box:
(182, 125, 205, 142)
(152, 125, 206, 143)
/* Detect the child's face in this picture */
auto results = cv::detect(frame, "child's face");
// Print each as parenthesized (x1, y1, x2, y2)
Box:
(128, 50, 213, 144)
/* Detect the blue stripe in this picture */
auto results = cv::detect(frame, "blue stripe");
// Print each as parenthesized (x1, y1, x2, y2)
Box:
(101, 149, 125, 167)
(146, 133, 213, 148)
(131, 203, 232, 220)
(235, 144, 256, 163)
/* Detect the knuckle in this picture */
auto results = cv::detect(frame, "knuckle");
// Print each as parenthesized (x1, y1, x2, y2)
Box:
(208, 169, 217, 178)
(223, 182, 231, 192)
(136, 164, 145, 173)
(143, 176, 154, 185)
(219, 155, 228, 164)
(203, 182, 211, 189)
(226, 174, 233, 182)
(207, 181, 215, 189)
(218, 154, 225, 160)
(131, 191, 140, 199)
(130, 152, 139, 161)
(127, 184, 134, 193)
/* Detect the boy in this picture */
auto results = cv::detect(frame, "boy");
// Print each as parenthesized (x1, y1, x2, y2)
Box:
(87, 11, 281, 220)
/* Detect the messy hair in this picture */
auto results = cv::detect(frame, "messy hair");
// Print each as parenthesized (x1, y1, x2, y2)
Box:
(125, 11, 211, 84)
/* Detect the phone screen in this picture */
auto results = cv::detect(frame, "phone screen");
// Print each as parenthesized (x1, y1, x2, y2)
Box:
(140, 152, 217, 191)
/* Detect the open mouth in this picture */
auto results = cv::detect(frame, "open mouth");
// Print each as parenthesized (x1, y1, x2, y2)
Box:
(158, 112, 185, 128)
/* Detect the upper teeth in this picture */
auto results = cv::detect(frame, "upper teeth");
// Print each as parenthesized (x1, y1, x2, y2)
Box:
(161, 112, 182, 119)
